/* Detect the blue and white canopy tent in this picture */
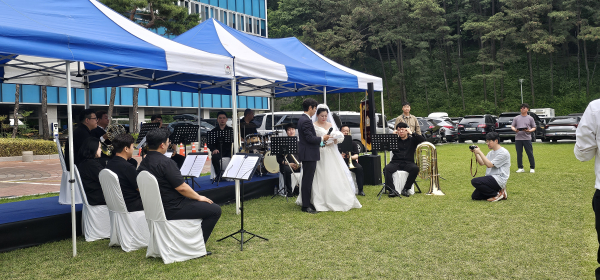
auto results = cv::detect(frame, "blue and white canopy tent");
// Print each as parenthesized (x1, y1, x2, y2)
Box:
(0, 0, 234, 256)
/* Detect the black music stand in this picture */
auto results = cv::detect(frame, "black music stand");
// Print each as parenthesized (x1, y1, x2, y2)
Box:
(170, 124, 199, 153)
(181, 152, 209, 190)
(136, 123, 160, 144)
(218, 153, 268, 251)
(207, 129, 233, 185)
(270, 136, 300, 201)
(372, 134, 402, 200)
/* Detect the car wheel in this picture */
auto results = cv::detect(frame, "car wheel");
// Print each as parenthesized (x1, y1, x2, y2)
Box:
(458, 139, 465, 143)
(531, 134, 536, 143)
(542, 137, 550, 142)
(510, 138, 515, 143)
(552, 138, 557, 143)
(354, 141, 365, 154)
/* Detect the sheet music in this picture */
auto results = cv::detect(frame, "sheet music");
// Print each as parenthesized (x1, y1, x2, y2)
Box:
(136, 136, 146, 149)
(180, 155, 208, 177)
(223, 155, 260, 180)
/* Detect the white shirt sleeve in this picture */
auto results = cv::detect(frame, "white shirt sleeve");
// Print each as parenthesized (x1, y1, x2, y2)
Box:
(575, 102, 599, 162)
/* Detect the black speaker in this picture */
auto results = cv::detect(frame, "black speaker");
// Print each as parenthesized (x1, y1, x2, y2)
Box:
(358, 154, 381, 185)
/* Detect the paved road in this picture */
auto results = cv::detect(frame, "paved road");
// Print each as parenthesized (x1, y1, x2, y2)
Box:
(0, 155, 213, 199)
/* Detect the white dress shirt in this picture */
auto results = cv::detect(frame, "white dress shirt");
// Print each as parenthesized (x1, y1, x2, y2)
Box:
(575, 99, 600, 190)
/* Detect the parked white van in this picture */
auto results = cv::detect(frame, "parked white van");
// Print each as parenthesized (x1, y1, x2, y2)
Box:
(252, 111, 391, 153)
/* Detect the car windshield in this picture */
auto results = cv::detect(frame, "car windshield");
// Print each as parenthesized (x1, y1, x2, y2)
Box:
(201, 121, 214, 130)
(460, 117, 484, 124)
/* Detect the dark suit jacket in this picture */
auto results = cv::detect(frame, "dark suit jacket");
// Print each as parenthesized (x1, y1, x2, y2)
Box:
(64, 124, 93, 171)
(297, 114, 321, 161)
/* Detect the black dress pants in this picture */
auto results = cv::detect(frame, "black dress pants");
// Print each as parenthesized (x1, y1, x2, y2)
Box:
(169, 199, 222, 242)
(301, 161, 317, 209)
(471, 176, 502, 200)
(515, 140, 535, 169)
(280, 164, 301, 193)
(593, 190, 600, 279)
(211, 153, 227, 179)
(349, 162, 364, 192)
(383, 161, 419, 191)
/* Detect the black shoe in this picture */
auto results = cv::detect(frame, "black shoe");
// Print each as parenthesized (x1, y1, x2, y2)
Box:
(358, 191, 366, 196)
(388, 192, 399, 198)
(302, 207, 318, 214)
(401, 189, 411, 197)
(286, 191, 294, 197)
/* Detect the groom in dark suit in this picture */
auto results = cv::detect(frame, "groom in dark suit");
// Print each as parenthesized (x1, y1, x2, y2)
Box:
(297, 98, 330, 214)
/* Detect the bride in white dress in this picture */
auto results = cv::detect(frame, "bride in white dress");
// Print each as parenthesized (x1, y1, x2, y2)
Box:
(296, 104, 362, 212)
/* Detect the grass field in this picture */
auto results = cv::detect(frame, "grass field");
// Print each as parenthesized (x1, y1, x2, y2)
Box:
(0, 142, 596, 279)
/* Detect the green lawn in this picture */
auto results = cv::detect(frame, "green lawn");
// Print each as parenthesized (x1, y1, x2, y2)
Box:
(0, 142, 596, 279)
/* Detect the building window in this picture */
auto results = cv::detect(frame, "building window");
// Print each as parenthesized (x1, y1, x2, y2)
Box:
(210, 7, 214, 18)
(240, 16, 244, 31)
(255, 19, 259, 34)
(247, 17, 252, 33)
(195, 4, 199, 15)
(204, 6, 209, 20)
(261, 20, 266, 37)
(223, 11, 227, 24)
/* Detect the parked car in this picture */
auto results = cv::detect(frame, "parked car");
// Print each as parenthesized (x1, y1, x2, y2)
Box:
(427, 118, 458, 142)
(450, 117, 463, 125)
(428, 112, 449, 119)
(416, 117, 442, 144)
(544, 116, 581, 142)
(457, 114, 497, 143)
(203, 118, 233, 127)
(495, 112, 546, 142)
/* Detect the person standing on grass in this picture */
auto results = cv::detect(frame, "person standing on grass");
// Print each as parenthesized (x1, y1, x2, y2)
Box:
(511, 103, 536, 173)
(574, 99, 600, 279)
(470, 132, 510, 202)
(394, 102, 422, 135)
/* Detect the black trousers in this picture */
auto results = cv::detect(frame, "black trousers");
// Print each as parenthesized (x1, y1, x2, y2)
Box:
(169, 199, 222, 242)
(515, 140, 535, 169)
(593, 190, 600, 279)
(383, 161, 419, 191)
(471, 176, 502, 200)
(301, 161, 317, 209)
(280, 164, 301, 193)
(348, 162, 364, 192)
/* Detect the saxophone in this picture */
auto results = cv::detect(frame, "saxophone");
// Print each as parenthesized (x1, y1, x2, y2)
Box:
(101, 122, 126, 156)
(415, 142, 445, 196)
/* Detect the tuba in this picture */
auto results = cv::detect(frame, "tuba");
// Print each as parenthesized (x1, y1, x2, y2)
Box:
(415, 142, 445, 195)
(101, 122, 126, 156)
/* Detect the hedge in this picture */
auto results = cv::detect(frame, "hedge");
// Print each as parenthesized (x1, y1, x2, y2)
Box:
(0, 138, 58, 157)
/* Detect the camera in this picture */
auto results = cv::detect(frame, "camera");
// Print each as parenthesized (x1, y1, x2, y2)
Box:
(469, 145, 478, 150)
(517, 127, 528, 131)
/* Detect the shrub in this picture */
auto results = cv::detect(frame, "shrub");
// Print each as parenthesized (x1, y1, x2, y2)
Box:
(0, 138, 57, 157)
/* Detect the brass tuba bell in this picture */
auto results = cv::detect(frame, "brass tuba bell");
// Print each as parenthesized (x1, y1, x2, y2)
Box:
(101, 121, 126, 156)
(348, 152, 356, 169)
(415, 142, 444, 195)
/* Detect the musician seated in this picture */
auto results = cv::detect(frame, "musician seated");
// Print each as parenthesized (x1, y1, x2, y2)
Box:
(137, 128, 221, 244)
(106, 134, 143, 212)
(383, 122, 425, 198)
(340, 125, 365, 196)
(91, 110, 112, 166)
(276, 123, 302, 197)
(151, 114, 186, 169)
(470, 132, 510, 202)
(208, 111, 233, 181)
(239, 108, 258, 143)
(76, 137, 106, 205)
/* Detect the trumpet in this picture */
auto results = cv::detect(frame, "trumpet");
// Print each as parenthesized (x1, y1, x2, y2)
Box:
(348, 152, 356, 169)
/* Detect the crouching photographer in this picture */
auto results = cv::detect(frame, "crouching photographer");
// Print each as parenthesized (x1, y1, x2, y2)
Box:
(469, 132, 511, 202)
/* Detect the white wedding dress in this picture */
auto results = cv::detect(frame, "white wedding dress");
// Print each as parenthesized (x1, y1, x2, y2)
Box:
(296, 125, 362, 212)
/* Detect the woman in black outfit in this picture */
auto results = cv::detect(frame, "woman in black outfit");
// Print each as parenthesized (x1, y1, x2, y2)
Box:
(76, 137, 106, 205)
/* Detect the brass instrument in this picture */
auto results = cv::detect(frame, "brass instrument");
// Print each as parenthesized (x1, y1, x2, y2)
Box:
(101, 122, 126, 156)
(348, 152, 356, 169)
(415, 142, 444, 196)
(290, 154, 301, 170)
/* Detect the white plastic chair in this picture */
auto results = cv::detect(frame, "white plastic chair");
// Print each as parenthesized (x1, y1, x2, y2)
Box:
(73, 165, 110, 242)
(99, 169, 149, 252)
(57, 136, 83, 205)
(210, 157, 233, 181)
(278, 170, 303, 196)
(137, 171, 207, 264)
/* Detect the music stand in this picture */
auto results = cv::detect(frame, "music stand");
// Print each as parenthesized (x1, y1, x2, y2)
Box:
(371, 134, 402, 200)
(170, 124, 199, 150)
(270, 136, 300, 201)
(207, 129, 233, 185)
(136, 123, 160, 144)
(180, 152, 209, 190)
(218, 153, 268, 250)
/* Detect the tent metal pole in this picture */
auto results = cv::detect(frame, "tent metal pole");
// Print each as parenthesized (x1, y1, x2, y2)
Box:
(231, 75, 241, 215)
(197, 89, 202, 146)
(84, 75, 90, 109)
(66, 61, 76, 257)
(323, 86, 326, 105)
(271, 87, 275, 133)
(381, 90, 385, 133)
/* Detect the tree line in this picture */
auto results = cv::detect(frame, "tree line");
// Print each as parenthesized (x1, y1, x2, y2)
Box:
(269, 0, 600, 118)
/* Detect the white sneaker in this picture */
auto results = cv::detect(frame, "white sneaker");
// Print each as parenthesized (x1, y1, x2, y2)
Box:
(516, 169, 525, 173)
(530, 169, 535, 173)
